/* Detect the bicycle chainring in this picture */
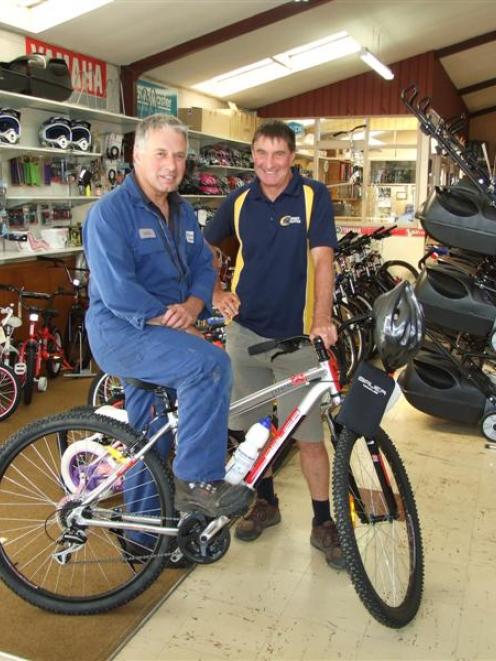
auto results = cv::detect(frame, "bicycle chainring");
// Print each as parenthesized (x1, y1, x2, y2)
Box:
(176, 512, 230, 564)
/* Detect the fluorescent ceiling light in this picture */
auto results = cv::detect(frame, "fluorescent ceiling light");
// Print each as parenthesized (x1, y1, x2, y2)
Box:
(360, 48, 394, 80)
(194, 59, 289, 98)
(1, 0, 113, 33)
(275, 33, 360, 71)
(194, 32, 360, 98)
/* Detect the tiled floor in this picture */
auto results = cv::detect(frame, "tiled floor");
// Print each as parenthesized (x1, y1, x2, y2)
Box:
(115, 396, 496, 661)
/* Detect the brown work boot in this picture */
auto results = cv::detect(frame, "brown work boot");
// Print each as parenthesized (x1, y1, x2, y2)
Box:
(174, 478, 255, 518)
(310, 519, 345, 570)
(235, 497, 281, 541)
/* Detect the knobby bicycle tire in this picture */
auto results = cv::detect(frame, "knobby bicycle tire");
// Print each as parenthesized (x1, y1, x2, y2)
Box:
(332, 426, 424, 628)
(379, 260, 419, 290)
(23, 344, 36, 405)
(0, 364, 21, 421)
(0, 410, 176, 614)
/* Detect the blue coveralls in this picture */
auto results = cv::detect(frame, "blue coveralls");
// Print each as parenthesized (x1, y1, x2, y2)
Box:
(83, 173, 232, 483)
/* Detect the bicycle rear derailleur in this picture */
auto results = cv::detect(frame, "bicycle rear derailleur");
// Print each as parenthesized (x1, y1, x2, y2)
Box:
(176, 513, 231, 564)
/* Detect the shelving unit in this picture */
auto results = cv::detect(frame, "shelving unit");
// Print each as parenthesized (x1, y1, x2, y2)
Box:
(0, 91, 140, 262)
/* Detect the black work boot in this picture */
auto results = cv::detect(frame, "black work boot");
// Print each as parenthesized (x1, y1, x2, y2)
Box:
(174, 478, 255, 518)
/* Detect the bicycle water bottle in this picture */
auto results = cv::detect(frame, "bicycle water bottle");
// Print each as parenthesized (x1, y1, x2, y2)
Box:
(225, 416, 272, 485)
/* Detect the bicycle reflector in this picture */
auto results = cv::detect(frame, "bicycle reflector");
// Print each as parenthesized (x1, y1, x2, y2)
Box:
(39, 116, 71, 149)
(70, 119, 92, 152)
(0, 108, 21, 144)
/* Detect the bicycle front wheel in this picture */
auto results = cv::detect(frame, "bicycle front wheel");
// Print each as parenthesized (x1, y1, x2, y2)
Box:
(0, 410, 176, 614)
(65, 314, 92, 372)
(332, 426, 424, 628)
(0, 364, 21, 421)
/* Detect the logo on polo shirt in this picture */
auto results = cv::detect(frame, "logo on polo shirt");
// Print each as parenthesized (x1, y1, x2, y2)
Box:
(279, 215, 302, 227)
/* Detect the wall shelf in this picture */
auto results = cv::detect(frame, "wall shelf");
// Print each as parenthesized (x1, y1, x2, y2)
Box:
(182, 194, 226, 200)
(198, 164, 253, 172)
(0, 245, 83, 264)
(0, 144, 102, 160)
(0, 90, 139, 131)
(6, 195, 98, 207)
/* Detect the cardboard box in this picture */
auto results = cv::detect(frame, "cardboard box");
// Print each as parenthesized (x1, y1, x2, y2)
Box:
(229, 110, 258, 143)
(178, 107, 231, 139)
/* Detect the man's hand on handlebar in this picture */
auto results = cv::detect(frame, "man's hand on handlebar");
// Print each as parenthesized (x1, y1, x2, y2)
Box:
(309, 316, 338, 350)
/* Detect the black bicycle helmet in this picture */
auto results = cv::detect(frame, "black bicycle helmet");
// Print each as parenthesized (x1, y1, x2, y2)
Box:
(373, 281, 424, 372)
(39, 116, 71, 149)
(70, 119, 92, 152)
(0, 108, 21, 144)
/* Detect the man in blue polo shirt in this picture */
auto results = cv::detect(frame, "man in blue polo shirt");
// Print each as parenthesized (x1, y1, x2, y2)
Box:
(204, 120, 344, 569)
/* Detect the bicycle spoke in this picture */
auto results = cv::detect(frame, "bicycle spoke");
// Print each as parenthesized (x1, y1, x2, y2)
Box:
(332, 426, 423, 628)
(0, 411, 175, 613)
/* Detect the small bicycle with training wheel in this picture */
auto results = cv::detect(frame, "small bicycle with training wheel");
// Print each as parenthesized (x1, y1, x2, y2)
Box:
(0, 283, 424, 628)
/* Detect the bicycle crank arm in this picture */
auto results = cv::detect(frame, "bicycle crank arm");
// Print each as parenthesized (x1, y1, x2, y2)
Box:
(199, 515, 230, 543)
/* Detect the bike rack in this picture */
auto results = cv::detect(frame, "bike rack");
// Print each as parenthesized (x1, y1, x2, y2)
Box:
(401, 84, 496, 205)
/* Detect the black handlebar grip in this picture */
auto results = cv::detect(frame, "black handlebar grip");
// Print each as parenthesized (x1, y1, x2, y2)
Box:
(248, 339, 279, 356)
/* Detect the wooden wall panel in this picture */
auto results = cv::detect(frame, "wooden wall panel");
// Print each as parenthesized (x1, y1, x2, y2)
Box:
(0, 256, 77, 341)
(257, 51, 466, 119)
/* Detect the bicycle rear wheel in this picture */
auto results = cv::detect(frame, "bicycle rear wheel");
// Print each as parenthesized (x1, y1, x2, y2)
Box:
(0, 410, 176, 614)
(0, 364, 21, 421)
(332, 426, 423, 628)
(23, 344, 36, 405)
(65, 312, 92, 372)
(46, 327, 64, 378)
(88, 370, 124, 407)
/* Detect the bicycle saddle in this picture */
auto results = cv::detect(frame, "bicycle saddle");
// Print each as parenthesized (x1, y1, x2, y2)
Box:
(124, 377, 177, 398)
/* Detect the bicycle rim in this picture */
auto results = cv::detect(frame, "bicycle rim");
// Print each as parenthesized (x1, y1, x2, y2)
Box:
(46, 329, 63, 378)
(332, 426, 424, 628)
(89, 371, 124, 407)
(0, 365, 20, 421)
(0, 410, 176, 614)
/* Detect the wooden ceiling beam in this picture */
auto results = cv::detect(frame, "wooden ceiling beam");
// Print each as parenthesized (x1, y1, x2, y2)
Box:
(459, 77, 496, 95)
(436, 30, 496, 59)
(127, 0, 336, 77)
(469, 104, 496, 118)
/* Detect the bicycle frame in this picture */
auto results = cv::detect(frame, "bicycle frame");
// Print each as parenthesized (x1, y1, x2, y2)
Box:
(68, 348, 344, 541)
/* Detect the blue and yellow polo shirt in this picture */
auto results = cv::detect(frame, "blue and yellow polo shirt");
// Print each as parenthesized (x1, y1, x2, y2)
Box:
(204, 169, 338, 338)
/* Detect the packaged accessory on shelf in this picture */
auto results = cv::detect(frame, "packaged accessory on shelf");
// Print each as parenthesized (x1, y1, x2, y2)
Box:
(103, 133, 123, 160)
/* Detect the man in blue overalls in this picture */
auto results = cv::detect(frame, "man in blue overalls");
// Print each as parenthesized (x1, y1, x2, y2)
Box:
(83, 114, 253, 520)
